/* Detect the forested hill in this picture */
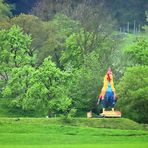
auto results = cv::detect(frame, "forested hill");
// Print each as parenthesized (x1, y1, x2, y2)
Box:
(6, 0, 148, 28)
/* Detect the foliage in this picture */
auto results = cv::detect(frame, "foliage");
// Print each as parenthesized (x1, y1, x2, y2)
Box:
(105, 0, 148, 27)
(0, 0, 12, 21)
(45, 14, 80, 67)
(2, 66, 32, 110)
(0, 25, 33, 91)
(36, 56, 72, 115)
(61, 29, 118, 71)
(60, 28, 120, 112)
(6, 0, 148, 28)
(124, 37, 148, 65)
(0, 14, 56, 65)
(32, 0, 115, 32)
(64, 67, 100, 112)
(2, 56, 72, 115)
(0, 14, 80, 66)
(0, 26, 73, 116)
(0, 25, 33, 66)
(117, 33, 148, 124)
(117, 66, 148, 123)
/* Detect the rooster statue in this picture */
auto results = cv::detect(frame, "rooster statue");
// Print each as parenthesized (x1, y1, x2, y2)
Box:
(98, 68, 121, 117)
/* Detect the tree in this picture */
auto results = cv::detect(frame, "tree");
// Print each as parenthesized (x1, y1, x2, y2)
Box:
(117, 66, 148, 123)
(0, 25, 37, 115)
(0, 0, 12, 21)
(0, 25, 33, 88)
(0, 14, 56, 65)
(115, 17, 148, 123)
(55, 0, 118, 75)
(36, 56, 72, 115)
(32, 0, 115, 32)
(31, 0, 76, 21)
(123, 35, 148, 66)
(61, 27, 120, 73)
(60, 30, 106, 112)
(104, 0, 148, 29)
(42, 14, 80, 68)
(2, 55, 72, 116)
(65, 67, 100, 113)
(3, 65, 36, 108)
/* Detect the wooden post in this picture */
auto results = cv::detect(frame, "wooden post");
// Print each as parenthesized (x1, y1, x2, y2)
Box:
(138, 25, 141, 34)
(127, 22, 129, 33)
(133, 20, 136, 34)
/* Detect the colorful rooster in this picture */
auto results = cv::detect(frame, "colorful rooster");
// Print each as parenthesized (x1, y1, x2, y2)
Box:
(98, 68, 117, 113)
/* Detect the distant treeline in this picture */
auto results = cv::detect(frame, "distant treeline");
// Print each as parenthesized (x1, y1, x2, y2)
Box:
(6, 0, 148, 28)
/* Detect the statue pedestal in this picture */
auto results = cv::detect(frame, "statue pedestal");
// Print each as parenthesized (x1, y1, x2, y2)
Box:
(100, 110, 121, 118)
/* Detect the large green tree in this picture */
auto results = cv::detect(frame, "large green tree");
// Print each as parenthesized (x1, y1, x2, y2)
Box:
(3, 56, 72, 116)
(0, 14, 55, 65)
(0, 26, 73, 116)
(117, 66, 148, 123)
(117, 29, 148, 123)
(0, 25, 33, 86)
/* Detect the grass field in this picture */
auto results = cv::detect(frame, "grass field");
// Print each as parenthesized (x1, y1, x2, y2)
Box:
(0, 118, 148, 148)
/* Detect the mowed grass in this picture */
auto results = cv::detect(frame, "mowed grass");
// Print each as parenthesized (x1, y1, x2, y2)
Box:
(1, 144, 148, 148)
(0, 118, 148, 148)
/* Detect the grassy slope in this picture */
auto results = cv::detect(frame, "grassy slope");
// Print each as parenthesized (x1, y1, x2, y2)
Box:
(0, 117, 146, 130)
(0, 118, 148, 148)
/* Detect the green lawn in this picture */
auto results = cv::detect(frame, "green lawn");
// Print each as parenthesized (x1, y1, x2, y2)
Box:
(1, 144, 148, 148)
(0, 118, 148, 148)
